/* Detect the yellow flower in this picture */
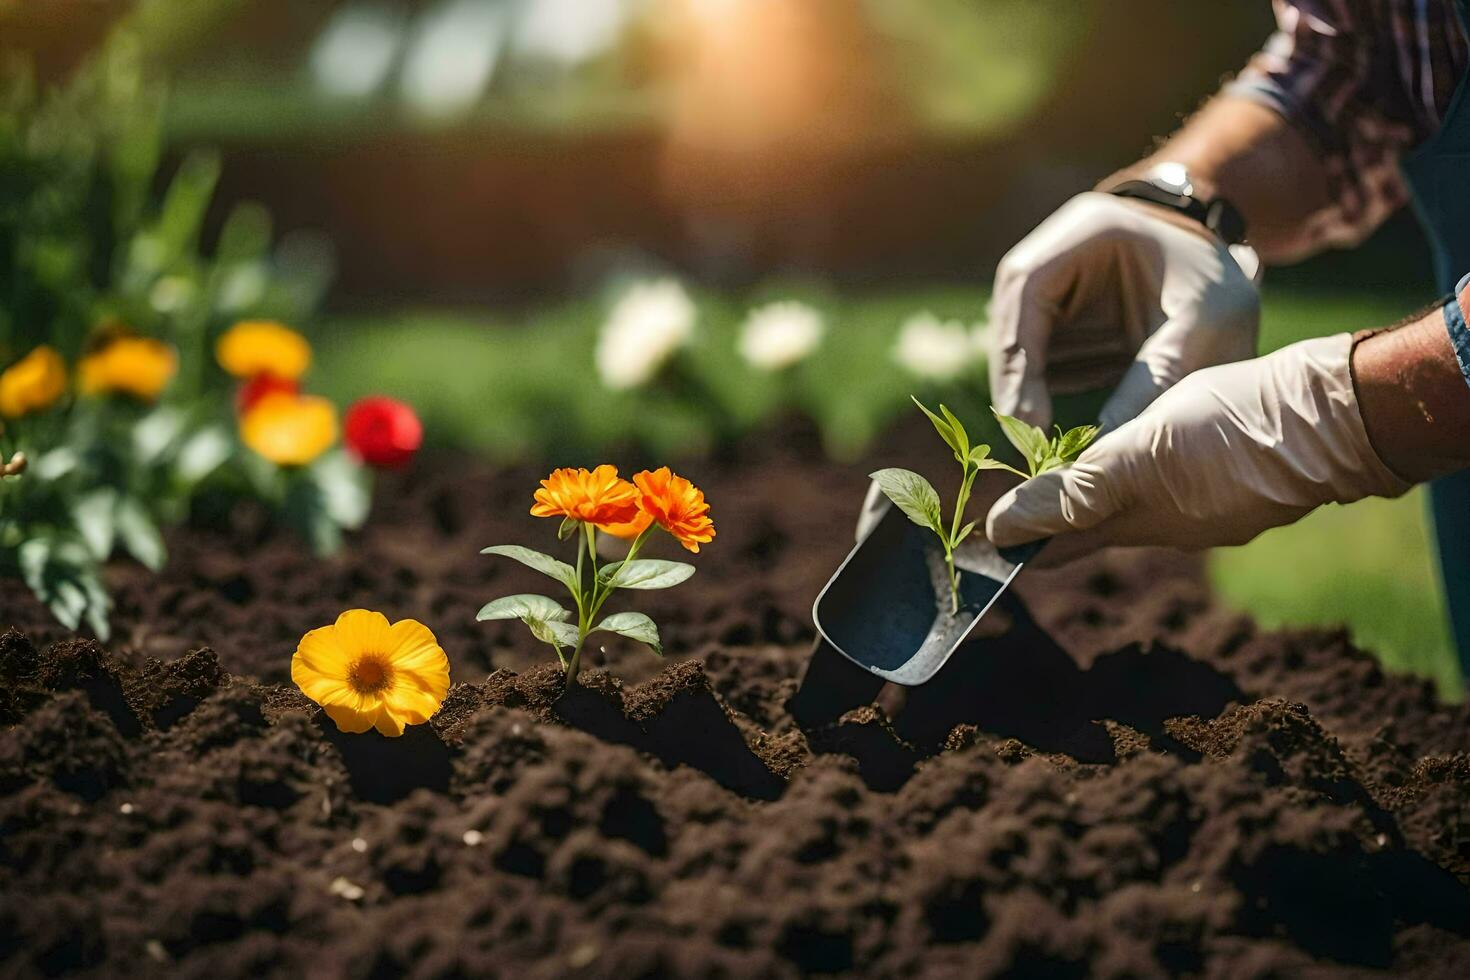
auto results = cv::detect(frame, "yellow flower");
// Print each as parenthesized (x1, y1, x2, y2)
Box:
(216, 320, 312, 380)
(292, 610, 451, 736)
(78, 336, 177, 402)
(0, 346, 66, 418)
(240, 392, 338, 466)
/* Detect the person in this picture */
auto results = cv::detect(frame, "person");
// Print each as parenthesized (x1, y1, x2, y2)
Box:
(982, 0, 1470, 671)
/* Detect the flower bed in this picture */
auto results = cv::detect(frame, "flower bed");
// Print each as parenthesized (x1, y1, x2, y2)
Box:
(3, 423, 1470, 977)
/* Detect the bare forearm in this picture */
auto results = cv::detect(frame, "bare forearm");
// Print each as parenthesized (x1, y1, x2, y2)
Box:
(1353, 303, 1470, 483)
(1099, 96, 1332, 263)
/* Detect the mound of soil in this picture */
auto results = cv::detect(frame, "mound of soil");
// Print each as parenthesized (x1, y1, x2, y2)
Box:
(3, 419, 1470, 977)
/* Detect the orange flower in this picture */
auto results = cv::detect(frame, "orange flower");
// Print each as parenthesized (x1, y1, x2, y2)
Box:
(530, 465, 641, 532)
(216, 320, 312, 380)
(240, 392, 338, 466)
(600, 510, 653, 541)
(632, 467, 715, 553)
(78, 336, 177, 402)
(0, 346, 66, 418)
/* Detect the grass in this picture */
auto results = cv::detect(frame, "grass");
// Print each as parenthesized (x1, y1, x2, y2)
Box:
(315, 283, 1461, 697)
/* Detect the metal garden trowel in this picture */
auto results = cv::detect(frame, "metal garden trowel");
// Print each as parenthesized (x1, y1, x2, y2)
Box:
(787, 483, 1045, 727)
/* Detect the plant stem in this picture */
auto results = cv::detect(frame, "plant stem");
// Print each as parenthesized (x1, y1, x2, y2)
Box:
(941, 463, 978, 615)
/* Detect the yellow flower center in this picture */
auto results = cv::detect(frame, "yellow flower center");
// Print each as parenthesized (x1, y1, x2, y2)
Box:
(347, 654, 394, 695)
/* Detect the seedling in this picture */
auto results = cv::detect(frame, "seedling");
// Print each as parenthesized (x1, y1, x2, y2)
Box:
(478, 466, 714, 682)
(870, 398, 1098, 614)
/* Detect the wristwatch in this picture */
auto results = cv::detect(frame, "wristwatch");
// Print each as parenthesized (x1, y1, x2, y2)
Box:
(1107, 163, 1248, 246)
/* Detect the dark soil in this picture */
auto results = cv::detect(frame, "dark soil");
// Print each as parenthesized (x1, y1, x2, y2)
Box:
(3, 418, 1470, 978)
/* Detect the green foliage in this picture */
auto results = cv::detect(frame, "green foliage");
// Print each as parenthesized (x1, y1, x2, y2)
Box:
(481, 501, 707, 682)
(0, 27, 353, 639)
(990, 412, 1100, 479)
(873, 398, 1015, 614)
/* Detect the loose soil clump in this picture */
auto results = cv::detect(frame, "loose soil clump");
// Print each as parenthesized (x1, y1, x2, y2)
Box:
(3, 424, 1470, 977)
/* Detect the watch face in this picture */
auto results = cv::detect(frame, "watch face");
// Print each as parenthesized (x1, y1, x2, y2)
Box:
(1149, 162, 1193, 197)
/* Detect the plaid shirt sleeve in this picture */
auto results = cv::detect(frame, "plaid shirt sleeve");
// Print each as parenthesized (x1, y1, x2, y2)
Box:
(1224, 0, 1441, 252)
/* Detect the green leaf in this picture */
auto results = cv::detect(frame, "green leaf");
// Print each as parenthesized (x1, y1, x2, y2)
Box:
(993, 411, 1050, 475)
(600, 559, 696, 590)
(283, 476, 341, 556)
(115, 497, 166, 571)
(71, 489, 118, 561)
(591, 612, 662, 655)
(1055, 424, 1101, 462)
(938, 404, 971, 459)
(175, 426, 231, 484)
(480, 545, 579, 591)
(526, 617, 581, 650)
(477, 594, 571, 623)
(133, 407, 185, 464)
(912, 396, 965, 462)
(18, 536, 111, 640)
(955, 520, 978, 544)
(309, 451, 372, 530)
(558, 516, 580, 541)
(869, 467, 943, 534)
(31, 448, 79, 481)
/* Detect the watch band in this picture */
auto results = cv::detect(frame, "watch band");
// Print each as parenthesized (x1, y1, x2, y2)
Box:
(1108, 179, 1248, 246)
(1447, 272, 1470, 392)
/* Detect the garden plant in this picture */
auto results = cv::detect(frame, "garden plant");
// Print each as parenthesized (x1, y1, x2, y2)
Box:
(871, 397, 1098, 612)
(0, 43, 419, 638)
(477, 465, 715, 682)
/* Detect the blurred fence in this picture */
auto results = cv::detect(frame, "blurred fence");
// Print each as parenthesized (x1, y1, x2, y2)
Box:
(5, 0, 1438, 302)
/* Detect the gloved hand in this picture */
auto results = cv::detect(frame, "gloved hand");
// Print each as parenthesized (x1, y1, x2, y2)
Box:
(986, 333, 1412, 565)
(988, 192, 1262, 433)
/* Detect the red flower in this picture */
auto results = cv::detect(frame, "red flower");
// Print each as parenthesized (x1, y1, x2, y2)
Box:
(237, 375, 300, 415)
(344, 396, 423, 469)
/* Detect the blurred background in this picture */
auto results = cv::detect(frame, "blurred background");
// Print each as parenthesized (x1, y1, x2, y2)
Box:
(4, 0, 1455, 693)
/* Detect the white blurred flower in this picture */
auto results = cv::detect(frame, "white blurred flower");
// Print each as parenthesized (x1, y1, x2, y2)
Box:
(738, 301, 825, 372)
(971, 320, 994, 358)
(893, 312, 977, 380)
(595, 279, 697, 390)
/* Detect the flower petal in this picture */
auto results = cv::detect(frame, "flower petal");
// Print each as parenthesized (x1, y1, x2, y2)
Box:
(373, 706, 406, 737)
(383, 683, 443, 727)
(386, 619, 451, 684)
(333, 609, 392, 656)
(324, 702, 376, 734)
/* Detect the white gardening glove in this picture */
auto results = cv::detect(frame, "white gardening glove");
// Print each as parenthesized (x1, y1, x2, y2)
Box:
(989, 192, 1262, 433)
(986, 333, 1412, 565)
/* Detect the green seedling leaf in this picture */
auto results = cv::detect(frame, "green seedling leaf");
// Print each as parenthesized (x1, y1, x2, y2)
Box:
(938, 404, 971, 460)
(870, 467, 943, 534)
(911, 396, 966, 462)
(600, 559, 696, 590)
(116, 497, 166, 571)
(993, 411, 1051, 476)
(1055, 423, 1101, 462)
(481, 545, 579, 592)
(969, 443, 1025, 477)
(591, 611, 662, 655)
(955, 520, 978, 544)
(526, 617, 580, 650)
(476, 594, 570, 623)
